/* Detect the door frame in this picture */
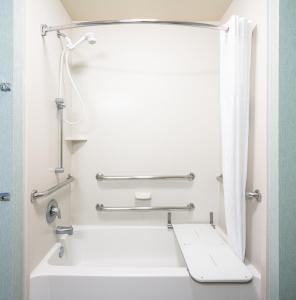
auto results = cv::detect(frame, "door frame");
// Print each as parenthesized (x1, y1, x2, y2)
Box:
(267, 0, 279, 299)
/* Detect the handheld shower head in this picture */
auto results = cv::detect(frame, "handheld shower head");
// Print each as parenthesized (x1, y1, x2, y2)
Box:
(85, 32, 96, 45)
(66, 32, 96, 50)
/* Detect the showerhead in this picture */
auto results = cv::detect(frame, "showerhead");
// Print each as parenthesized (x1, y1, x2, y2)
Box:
(85, 32, 96, 45)
(66, 32, 97, 50)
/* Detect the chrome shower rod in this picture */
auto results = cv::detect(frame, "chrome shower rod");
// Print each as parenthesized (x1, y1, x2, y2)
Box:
(41, 19, 228, 36)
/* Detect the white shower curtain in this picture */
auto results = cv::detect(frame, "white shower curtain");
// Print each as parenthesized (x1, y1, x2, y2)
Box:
(220, 16, 253, 261)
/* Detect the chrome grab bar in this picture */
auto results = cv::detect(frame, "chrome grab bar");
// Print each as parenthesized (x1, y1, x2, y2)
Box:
(96, 172, 195, 181)
(96, 203, 195, 212)
(216, 174, 262, 202)
(246, 190, 262, 202)
(31, 175, 74, 203)
(216, 174, 223, 182)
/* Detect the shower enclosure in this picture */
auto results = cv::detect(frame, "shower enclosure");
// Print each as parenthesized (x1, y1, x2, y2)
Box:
(0, 0, 23, 299)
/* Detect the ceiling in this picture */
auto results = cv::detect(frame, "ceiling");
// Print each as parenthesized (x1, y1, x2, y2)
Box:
(61, 0, 233, 21)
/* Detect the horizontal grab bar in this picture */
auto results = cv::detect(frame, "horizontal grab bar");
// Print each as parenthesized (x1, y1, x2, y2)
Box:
(96, 203, 195, 212)
(96, 172, 195, 181)
(31, 175, 74, 203)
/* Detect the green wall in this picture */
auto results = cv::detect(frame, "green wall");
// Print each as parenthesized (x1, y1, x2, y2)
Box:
(0, 0, 23, 299)
(279, 0, 296, 298)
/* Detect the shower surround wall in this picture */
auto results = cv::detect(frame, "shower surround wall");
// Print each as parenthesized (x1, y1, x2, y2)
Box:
(24, 0, 72, 297)
(69, 25, 221, 225)
(23, 3, 267, 300)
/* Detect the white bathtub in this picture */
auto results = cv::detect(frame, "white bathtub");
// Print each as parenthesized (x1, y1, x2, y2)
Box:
(30, 225, 261, 300)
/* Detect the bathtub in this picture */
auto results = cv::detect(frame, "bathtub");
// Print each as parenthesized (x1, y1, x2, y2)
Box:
(30, 225, 261, 300)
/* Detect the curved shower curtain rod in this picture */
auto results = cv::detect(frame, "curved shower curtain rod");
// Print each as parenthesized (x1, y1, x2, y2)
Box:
(41, 19, 229, 36)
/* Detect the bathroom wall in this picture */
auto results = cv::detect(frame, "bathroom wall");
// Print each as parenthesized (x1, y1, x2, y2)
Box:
(61, 0, 232, 22)
(278, 0, 296, 298)
(24, 0, 72, 297)
(0, 0, 23, 299)
(69, 25, 221, 226)
(220, 0, 267, 299)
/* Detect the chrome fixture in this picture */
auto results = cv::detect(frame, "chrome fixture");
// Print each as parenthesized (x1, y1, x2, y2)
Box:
(167, 212, 173, 229)
(216, 173, 262, 202)
(56, 225, 73, 235)
(96, 172, 195, 181)
(0, 192, 10, 201)
(96, 203, 195, 212)
(58, 246, 65, 258)
(46, 199, 61, 224)
(216, 174, 223, 182)
(53, 31, 95, 172)
(31, 174, 74, 203)
(246, 190, 262, 202)
(41, 19, 229, 36)
(0, 82, 11, 92)
(210, 212, 215, 229)
(55, 98, 65, 173)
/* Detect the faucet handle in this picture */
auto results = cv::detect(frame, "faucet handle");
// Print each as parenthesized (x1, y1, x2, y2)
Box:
(51, 206, 61, 219)
(46, 199, 61, 224)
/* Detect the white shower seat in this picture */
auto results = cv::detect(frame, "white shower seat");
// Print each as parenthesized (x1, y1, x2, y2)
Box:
(173, 224, 253, 283)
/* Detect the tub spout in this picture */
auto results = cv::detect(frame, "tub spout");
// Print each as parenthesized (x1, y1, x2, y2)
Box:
(56, 225, 73, 235)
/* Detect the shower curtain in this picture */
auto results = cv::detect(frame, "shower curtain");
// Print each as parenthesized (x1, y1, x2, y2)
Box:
(220, 16, 253, 261)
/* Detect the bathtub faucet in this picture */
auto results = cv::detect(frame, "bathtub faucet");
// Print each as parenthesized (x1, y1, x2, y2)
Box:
(56, 225, 73, 235)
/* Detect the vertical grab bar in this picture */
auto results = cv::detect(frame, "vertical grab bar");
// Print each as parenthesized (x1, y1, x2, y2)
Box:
(55, 98, 65, 173)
